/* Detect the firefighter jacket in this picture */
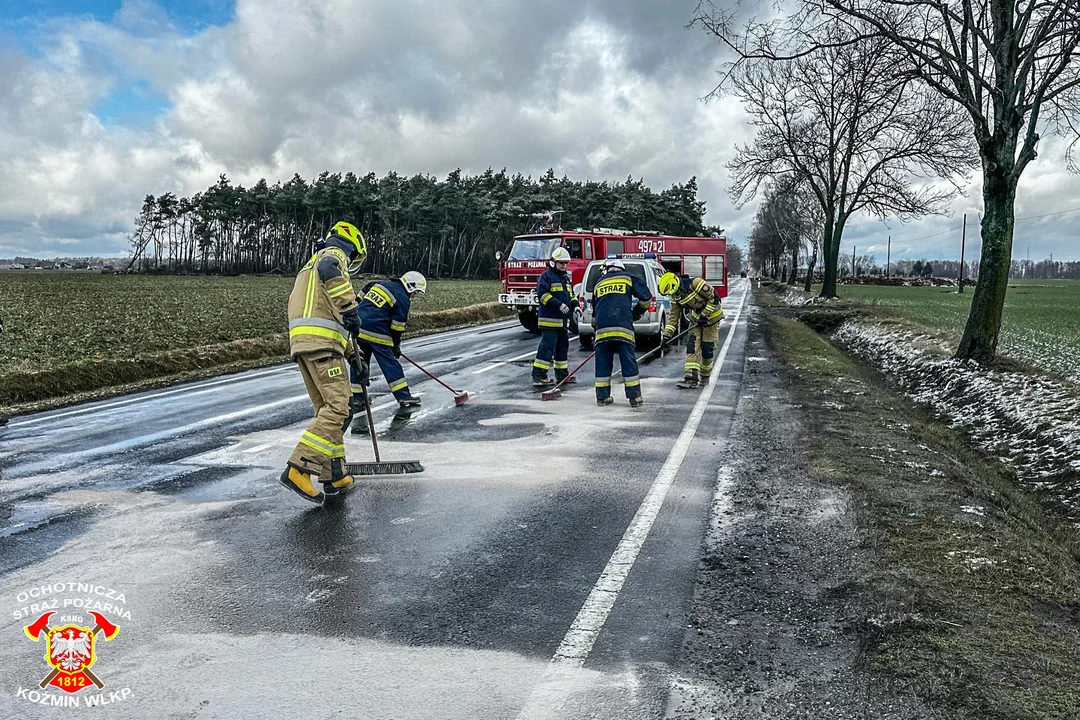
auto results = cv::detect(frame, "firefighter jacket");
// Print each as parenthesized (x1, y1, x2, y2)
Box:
(591, 269, 651, 344)
(287, 242, 360, 358)
(536, 267, 574, 330)
(664, 275, 723, 336)
(356, 278, 412, 348)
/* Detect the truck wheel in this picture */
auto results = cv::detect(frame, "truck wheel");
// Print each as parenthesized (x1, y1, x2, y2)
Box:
(518, 311, 540, 334)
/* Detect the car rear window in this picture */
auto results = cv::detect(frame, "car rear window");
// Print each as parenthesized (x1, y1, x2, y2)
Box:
(584, 263, 649, 293)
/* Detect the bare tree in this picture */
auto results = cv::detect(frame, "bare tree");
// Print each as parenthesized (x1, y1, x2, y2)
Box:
(693, 0, 1080, 363)
(720, 26, 975, 298)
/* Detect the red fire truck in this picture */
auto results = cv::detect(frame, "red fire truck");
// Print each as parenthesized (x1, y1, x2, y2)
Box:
(497, 227, 728, 332)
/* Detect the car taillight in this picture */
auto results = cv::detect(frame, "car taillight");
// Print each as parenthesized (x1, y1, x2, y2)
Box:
(649, 296, 657, 313)
(578, 296, 585, 307)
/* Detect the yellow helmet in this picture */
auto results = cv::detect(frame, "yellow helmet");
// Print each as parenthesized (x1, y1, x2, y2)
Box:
(327, 221, 366, 260)
(659, 272, 681, 296)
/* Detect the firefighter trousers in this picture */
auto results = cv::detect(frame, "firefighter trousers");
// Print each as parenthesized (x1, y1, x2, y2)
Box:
(533, 327, 569, 380)
(685, 323, 720, 380)
(289, 349, 351, 480)
(357, 340, 413, 402)
(595, 340, 641, 401)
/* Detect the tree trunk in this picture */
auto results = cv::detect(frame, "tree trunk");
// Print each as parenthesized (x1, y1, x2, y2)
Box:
(819, 219, 841, 298)
(787, 246, 798, 285)
(955, 166, 1017, 364)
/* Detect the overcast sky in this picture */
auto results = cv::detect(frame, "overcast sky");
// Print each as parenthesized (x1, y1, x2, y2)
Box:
(1, 0, 1077, 262)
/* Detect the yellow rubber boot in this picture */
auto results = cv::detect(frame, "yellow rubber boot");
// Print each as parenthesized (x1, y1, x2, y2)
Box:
(279, 464, 324, 504)
(322, 459, 354, 499)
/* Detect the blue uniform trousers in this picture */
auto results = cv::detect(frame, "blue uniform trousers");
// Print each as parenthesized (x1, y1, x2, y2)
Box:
(594, 340, 641, 401)
(532, 328, 569, 380)
(355, 341, 413, 402)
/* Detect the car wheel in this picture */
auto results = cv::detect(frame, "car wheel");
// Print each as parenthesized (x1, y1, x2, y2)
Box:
(518, 311, 540, 334)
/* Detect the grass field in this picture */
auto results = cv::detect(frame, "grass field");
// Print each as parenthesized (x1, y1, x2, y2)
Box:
(0, 272, 501, 375)
(821, 279, 1080, 383)
(0, 272, 503, 407)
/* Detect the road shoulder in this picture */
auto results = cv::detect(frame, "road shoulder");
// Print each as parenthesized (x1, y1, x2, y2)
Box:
(668, 294, 1080, 719)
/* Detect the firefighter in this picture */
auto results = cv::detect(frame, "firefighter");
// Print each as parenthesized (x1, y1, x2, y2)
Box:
(659, 271, 724, 389)
(532, 247, 577, 388)
(352, 271, 428, 418)
(281, 221, 367, 504)
(592, 258, 651, 407)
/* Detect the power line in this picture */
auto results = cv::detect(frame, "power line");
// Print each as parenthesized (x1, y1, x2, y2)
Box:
(895, 205, 1080, 245)
(1013, 205, 1080, 222)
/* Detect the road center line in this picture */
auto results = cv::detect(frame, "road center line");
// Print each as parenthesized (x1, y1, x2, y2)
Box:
(550, 286, 746, 666)
(472, 336, 579, 374)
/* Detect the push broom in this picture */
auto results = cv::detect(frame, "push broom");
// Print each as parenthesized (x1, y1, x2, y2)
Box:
(540, 351, 596, 401)
(345, 343, 424, 476)
(401, 353, 470, 406)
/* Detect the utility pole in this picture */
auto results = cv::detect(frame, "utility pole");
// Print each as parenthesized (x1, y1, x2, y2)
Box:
(958, 213, 966, 293)
(886, 235, 891, 279)
(852, 245, 857, 278)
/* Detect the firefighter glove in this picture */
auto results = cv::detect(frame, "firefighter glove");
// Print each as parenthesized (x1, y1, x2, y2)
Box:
(632, 304, 646, 321)
(558, 303, 570, 316)
(392, 344, 401, 359)
(342, 309, 362, 335)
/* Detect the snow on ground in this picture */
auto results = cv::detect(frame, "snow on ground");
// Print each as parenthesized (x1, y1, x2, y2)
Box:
(832, 320, 1080, 521)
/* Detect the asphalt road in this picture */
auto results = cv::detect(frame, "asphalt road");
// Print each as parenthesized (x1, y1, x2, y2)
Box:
(0, 279, 749, 719)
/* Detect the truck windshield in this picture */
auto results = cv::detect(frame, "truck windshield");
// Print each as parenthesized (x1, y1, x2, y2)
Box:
(585, 263, 648, 293)
(508, 237, 562, 261)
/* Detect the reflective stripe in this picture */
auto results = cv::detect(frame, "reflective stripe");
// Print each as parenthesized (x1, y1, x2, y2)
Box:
(351, 384, 365, 394)
(303, 268, 317, 317)
(328, 281, 354, 299)
(538, 318, 565, 328)
(595, 378, 611, 388)
(595, 328, 635, 343)
(533, 359, 552, 370)
(289, 318, 348, 348)
(685, 361, 701, 370)
(540, 293, 554, 305)
(299, 431, 340, 458)
(390, 322, 407, 332)
(357, 329, 394, 346)
(369, 285, 396, 307)
(624, 376, 641, 387)
(553, 361, 568, 370)
(549, 284, 565, 292)
(389, 378, 409, 392)
(289, 325, 347, 348)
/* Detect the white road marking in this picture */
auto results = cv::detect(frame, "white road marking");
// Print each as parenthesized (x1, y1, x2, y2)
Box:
(472, 336, 579, 374)
(9, 367, 290, 427)
(551, 285, 746, 665)
(9, 320, 515, 428)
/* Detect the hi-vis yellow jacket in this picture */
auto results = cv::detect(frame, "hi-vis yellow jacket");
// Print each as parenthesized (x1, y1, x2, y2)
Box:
(664, 276, 723, 336)
(287, 246, 359, 357)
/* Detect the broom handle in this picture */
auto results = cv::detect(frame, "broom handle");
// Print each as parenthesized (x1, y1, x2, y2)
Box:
(351, 342, 381, 462)
(550, 351, 596, 393)
(640, 327, 690, 364)
(401, 353, 460, 394)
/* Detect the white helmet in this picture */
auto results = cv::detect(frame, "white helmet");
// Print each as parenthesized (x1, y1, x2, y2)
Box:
(551, 247, 571, 263)
(602, 258, 625, 273)
(401, 271, 427, 295)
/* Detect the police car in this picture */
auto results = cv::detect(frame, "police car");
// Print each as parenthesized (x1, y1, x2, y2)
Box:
(575, 255, 670, 349)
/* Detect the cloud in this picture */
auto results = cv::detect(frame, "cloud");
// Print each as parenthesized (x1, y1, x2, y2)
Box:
(0, 0, 1074, 262)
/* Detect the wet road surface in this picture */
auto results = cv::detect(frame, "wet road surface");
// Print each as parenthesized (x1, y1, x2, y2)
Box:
(1, 281, 749, 719)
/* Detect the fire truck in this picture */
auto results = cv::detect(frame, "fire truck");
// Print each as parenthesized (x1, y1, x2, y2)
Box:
(497, 226, 728, 332)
